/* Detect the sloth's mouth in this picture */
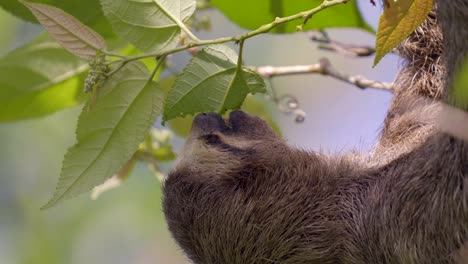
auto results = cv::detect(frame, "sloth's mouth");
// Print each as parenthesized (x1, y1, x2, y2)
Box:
(224, 118, 231, 128)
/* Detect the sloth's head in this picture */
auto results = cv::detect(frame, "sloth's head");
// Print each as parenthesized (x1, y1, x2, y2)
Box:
(173, 110, 286, 177)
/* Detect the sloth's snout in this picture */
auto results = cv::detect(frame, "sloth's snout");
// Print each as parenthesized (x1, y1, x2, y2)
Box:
(190, 110, 262, 138)
(192, 110, 251, 133)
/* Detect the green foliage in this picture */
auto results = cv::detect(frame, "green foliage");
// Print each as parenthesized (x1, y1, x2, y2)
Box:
(42, 61, 163, 208)
(211, 0, 373, 33)
(163, 44, 266, 122)
(100, 0, 196, 52)
(0, 34, 87, 122)
(374, 0, 433, 65)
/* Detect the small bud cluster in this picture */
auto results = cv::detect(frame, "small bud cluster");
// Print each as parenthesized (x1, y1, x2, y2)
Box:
(84, 51, 109, 93)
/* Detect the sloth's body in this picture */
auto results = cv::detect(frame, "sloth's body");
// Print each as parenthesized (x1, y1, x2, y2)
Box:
(164, 110, 467, 263)
(163, 2, 468, 263)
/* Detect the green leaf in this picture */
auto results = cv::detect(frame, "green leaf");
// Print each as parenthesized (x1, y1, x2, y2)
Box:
(163, 44, 266, 122)
(42, 61, 164, 209)
(0, 0, 115, 38)
(211, 0, 373, 33)
(0, 34, 88, 122)
(374, 0, 433, 66)
(20, 1, 107, 59)
(100, 0, 196, 52)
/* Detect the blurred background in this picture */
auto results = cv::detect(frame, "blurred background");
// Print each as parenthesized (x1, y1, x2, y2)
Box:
(0, 0, 397, 263)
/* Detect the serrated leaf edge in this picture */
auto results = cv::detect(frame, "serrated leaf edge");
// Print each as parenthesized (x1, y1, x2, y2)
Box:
(20, 0, 107, 59)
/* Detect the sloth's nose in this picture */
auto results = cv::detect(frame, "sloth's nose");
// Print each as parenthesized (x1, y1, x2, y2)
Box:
(192, 112, 226, 133)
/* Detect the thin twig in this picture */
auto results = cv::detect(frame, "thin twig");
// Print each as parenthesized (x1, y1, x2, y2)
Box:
(251, 58, 394, 91)
(104, 0, 350, 63)
(105, 60, 129, 78)
(308, 31, 375, 57)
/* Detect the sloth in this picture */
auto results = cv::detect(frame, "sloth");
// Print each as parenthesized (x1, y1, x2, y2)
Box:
(163, 2, 468, 263)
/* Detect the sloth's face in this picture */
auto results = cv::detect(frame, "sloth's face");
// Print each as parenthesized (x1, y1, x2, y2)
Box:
(172, 110, 283, 176)
(190, 110, 279, 145)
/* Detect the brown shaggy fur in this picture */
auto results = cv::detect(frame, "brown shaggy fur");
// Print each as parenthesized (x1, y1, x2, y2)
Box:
(163, 1, 468, 263)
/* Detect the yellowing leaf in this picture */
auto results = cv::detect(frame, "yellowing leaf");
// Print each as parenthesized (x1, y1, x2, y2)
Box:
(20, 0, 107, 59)
(374, 0, 433, 66)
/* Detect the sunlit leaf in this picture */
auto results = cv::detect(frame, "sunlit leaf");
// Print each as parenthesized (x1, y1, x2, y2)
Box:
(374, 0, 433, 65)
(211, 0, 373, 33)
(167, 115, 194, 138)
(163, 44, 266, 122)
(20, 0, 107, 59)
(118, 45, 158, 71)
(100, 0, 196, 52)
(0, 34, 87, 122)
(42, 61, 164, 209)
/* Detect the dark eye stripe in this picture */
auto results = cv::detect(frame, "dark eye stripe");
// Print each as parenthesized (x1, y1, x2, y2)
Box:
(202, 134, 223, 145)
(200, 134, 252, 156)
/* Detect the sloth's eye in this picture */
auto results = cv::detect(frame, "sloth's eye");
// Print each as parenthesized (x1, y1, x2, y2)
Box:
(201, 134, 235, 151)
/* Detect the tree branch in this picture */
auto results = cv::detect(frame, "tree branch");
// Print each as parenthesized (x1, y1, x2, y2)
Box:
(251, 58, 394, 91)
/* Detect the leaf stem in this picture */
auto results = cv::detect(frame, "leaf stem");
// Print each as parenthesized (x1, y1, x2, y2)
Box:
(149, 56, 167, 81)
(179, 23, 200, 42)
(237, 39, 245, 70)
(151, 0, 201, 41)
(107, 0, 348, 64)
